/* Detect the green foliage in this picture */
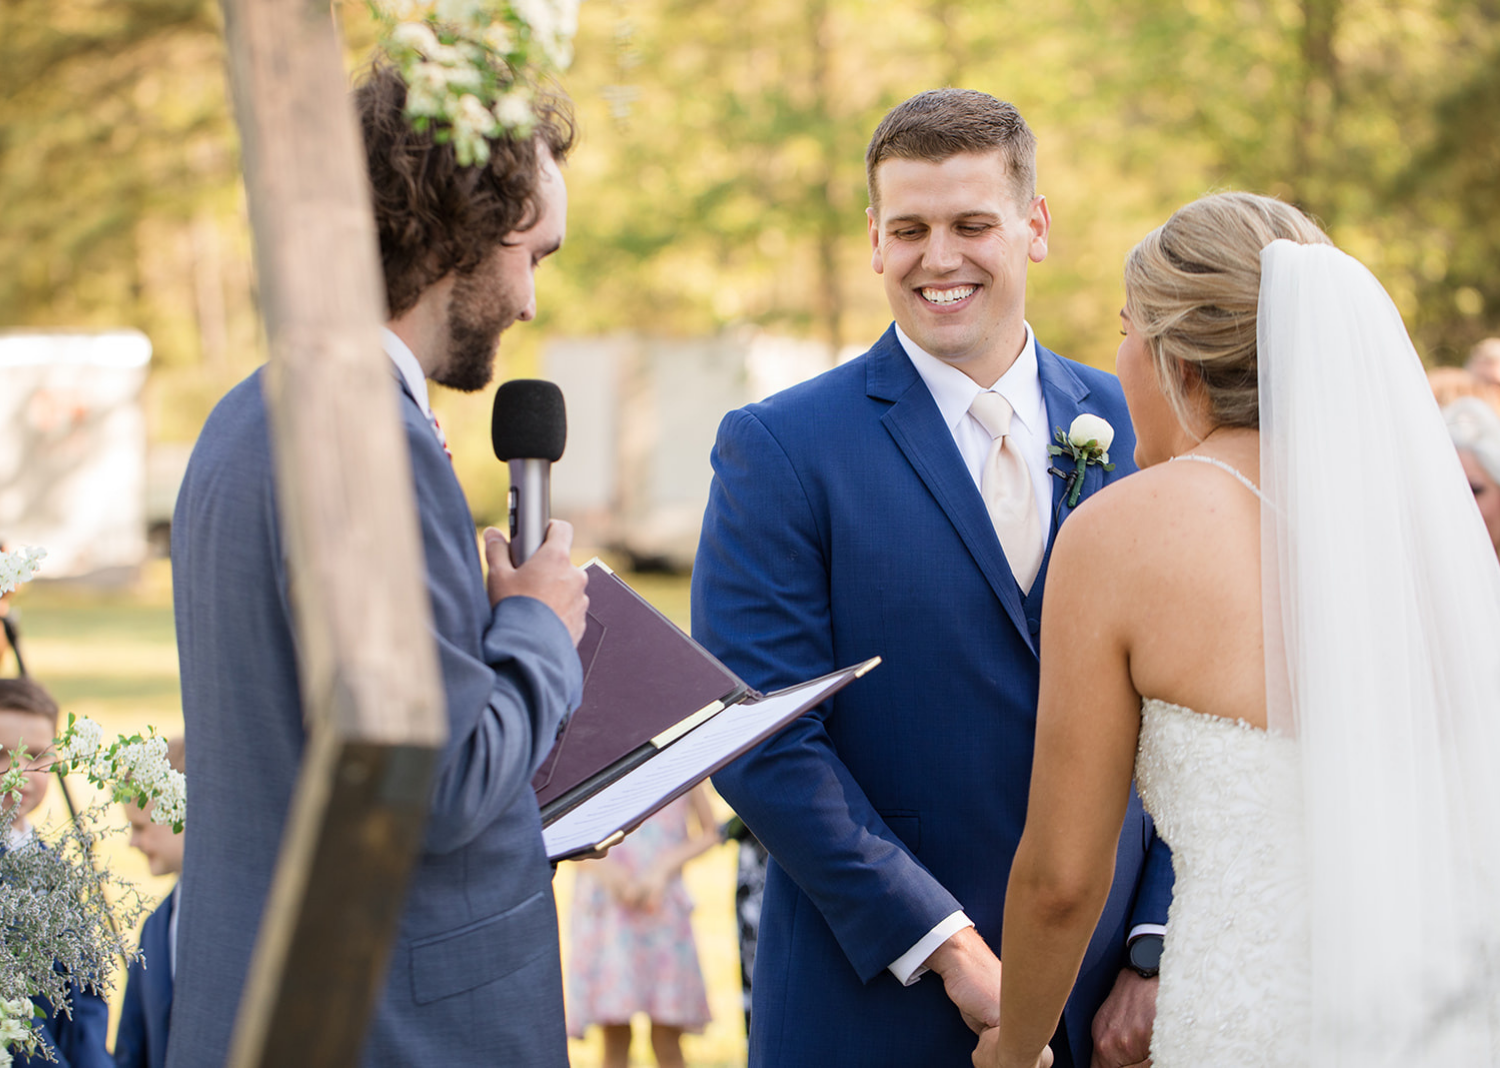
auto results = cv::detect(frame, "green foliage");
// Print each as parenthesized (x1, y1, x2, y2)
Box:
(3, 0, 1498, 462)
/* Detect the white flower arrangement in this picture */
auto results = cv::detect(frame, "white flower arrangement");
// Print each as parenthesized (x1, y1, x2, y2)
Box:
(1049, 415, 1118, 508)
(370, 0, 580, 166)
(0, 552, 180, 1056)
(54, 718, 186, 833)
(0, 547, 44, 597)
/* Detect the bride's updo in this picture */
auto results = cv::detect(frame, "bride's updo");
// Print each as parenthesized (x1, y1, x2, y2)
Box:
(1124, 192, 1332, 431)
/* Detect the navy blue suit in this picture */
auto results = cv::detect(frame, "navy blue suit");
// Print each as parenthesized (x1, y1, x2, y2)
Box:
(167, 368, 582, 1067)
(114, 888, 174, 1068)
(694, 328, 1174, 1067)
(18, 986, 111, 1068)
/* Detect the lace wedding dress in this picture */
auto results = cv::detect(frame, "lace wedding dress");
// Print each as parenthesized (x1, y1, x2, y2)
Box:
(1134, 699, 1310, 1066)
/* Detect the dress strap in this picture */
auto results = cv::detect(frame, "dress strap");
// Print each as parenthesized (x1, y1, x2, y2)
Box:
(1169, 454, 1268, 504)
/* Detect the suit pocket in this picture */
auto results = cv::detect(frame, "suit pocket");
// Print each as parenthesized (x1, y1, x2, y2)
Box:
(409, 890, 554, 1005)
(879, 809, 921, 852)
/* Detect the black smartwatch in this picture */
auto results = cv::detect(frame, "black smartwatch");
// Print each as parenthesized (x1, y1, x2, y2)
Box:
(1126, 933, 1164, 979)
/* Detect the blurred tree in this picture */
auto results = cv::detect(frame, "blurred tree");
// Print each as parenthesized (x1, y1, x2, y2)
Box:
(4, 0, 1497, 457)
(0, 0, 258, 438)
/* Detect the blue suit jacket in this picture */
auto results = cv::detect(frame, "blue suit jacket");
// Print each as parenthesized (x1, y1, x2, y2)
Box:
(17, 985, 111, 1068)
(115, 888, 174, 1068)
(166, 368, 582, 1067)
(694, 328, 1174, 1068)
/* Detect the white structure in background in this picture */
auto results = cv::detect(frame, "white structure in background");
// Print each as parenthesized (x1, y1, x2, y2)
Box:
(546, 331, 856, 570)
(0, 331, 152, 579)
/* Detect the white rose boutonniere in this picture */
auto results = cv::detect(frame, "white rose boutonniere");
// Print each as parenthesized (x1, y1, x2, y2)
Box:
(1049, 415, 1117, 508)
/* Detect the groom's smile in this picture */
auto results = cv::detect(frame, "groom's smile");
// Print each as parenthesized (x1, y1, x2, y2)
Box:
(868, 149, 1050, 387)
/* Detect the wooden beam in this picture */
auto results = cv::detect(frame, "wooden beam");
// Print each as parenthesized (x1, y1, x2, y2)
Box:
(217, 1, 448, 1064)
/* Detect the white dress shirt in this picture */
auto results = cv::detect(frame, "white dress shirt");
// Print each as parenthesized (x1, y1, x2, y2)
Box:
(897, 322, 1054, 542)
(382, 328, 442, 439)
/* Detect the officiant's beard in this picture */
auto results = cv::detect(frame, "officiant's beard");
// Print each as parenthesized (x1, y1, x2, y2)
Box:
(433, 268, 518, 393)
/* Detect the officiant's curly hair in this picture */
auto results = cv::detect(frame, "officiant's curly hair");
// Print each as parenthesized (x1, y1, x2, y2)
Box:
(865, 89, 1037, 213)
(1125, 192, 1331, 433)
(356, 62, 575, 319)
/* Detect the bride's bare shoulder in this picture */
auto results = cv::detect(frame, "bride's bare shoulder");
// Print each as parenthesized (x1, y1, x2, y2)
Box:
(1053, 461, 1252, 577)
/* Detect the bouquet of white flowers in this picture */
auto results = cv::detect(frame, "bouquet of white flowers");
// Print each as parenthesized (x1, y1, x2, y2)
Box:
(0, 548, 185, 1059)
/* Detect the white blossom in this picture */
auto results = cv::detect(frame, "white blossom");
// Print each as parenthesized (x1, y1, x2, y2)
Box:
(0, 547, 45, 597)
(56, 717, 102, 767)
(1067, 414, 1115, 453)
(390, 20, 442, 56)
(492, 90, 534, 131)
(150, 769, 186, 828)
(435, 0, 487, 23)
(481, 21, 514, 54)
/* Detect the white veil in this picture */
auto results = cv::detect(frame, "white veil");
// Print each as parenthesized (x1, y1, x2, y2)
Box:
(1258, 239, 1500, 1064)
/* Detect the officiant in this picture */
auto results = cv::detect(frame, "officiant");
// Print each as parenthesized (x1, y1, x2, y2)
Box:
(692, 89, 1175, 1068)
(166, 62, 588, 1068)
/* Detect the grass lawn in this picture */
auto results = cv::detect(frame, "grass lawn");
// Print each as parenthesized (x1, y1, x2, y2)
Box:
(9, 557, 748, 1067)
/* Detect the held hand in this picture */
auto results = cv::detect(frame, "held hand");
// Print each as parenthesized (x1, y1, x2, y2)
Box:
(926, 927, 1003, 1034)
(972, 1027, 1054, 1068)
(1088, 969, 1157, 1068)
(484, 521, 588, 645)
(635, 866, 670, 912)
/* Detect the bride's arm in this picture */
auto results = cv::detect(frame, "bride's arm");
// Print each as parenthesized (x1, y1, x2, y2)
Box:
(984, 491, 1146, 1068)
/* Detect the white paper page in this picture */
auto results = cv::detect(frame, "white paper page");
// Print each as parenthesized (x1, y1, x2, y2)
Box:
(544, 672, 851, 860)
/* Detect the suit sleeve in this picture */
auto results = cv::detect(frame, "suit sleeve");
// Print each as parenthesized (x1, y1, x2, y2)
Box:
(695, 408, 962, 983)
(112, 961, 147, 1068)
(1129, 831, 1174, 930)
(403, 421, 583, 855)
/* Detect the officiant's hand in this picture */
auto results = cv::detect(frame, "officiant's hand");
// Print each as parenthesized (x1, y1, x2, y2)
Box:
(484, 522, 589, 644)
(1088, 969, 1156, 1068)
(926, 926, 1003, 1034)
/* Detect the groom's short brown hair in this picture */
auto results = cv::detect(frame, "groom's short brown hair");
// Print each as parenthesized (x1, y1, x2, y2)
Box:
(865, 89, 1037, 214)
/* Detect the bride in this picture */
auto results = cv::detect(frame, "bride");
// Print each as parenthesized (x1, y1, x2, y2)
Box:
(974, 192, 1500, 1068)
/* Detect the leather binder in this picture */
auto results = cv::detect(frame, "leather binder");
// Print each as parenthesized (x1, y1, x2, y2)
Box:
(534, 559, 878, 858)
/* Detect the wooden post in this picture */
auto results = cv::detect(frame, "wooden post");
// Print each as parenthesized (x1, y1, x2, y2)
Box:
(217, 1, 448, 1064)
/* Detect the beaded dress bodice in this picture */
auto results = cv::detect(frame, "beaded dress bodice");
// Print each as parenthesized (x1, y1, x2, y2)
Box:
(1135, 698, 1311, 1066)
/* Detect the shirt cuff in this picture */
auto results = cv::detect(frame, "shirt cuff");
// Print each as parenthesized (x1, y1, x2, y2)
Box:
(888, 911, 973, 986)
(1127, 922, 1166, 945)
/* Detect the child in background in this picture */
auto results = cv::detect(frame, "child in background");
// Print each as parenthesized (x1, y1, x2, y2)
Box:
(0, 679, 112, 1068)
(567, 784, 721, 1068)
(113, 736, 185, 1068)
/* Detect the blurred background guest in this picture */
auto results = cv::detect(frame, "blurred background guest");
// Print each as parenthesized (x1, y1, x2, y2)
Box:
(1445, 396, 1500, 559)
(567, 784, 720, 1068)
(114, 735, 186, 1068)
(1467, 338, 1500, 387)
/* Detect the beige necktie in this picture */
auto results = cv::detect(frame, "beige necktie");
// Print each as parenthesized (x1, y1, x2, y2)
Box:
(969, 391, 1044, 593)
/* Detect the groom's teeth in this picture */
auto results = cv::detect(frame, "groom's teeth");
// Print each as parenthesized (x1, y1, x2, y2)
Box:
(922, 286, 976, 305)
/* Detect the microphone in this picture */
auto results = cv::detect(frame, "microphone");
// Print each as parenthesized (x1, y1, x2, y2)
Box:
(491, 379, 567, 566)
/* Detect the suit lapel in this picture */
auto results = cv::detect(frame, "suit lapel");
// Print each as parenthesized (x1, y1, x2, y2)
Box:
(868, 329, 1036, 654)
(1027, 344, 1098, 604)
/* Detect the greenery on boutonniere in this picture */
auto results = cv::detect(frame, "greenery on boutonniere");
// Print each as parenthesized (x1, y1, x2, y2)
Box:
(1048, 414, 1116, 508)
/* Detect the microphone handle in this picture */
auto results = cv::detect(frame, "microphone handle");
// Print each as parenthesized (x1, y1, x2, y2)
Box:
(508, 459, 552, 566)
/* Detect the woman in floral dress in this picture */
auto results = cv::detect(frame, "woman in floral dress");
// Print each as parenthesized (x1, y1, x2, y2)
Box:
(567, 784, 721, 1068)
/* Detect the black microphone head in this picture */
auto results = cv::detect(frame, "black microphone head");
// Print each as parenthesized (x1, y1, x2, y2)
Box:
(491, 379, 566, 462)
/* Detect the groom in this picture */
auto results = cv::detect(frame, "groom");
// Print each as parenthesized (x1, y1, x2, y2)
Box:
(693, 90, 1173, 1068)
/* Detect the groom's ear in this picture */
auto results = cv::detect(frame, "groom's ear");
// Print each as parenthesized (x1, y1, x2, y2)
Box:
(868, 207, 884, 275)
(1027, 195, 1051, 264)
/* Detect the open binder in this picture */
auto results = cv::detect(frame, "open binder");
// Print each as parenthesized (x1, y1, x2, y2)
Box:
(537, 559, 879, 861)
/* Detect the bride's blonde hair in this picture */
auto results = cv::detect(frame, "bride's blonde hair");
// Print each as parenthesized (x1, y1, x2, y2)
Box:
(1124, 192, 1332, 432)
